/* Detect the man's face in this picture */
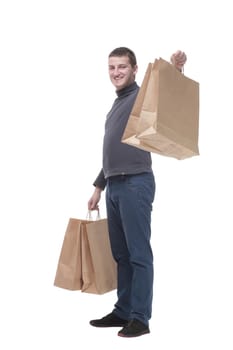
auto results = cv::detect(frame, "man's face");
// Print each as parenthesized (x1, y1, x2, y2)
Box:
(108, 56, 138, 91)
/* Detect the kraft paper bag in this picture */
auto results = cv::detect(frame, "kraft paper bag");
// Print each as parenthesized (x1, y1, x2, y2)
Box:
(121, 62, 153, 150)
(54, 216, 117, 294)
(81, 219, 117, 294)
(54, 218, 82, 290)
(122, 58, 199, 160)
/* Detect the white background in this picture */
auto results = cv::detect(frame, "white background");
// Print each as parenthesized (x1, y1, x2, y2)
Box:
(0, 1, 232, 349)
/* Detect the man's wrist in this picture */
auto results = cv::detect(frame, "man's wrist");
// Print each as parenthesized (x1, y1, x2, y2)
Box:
(95, 186, 102, 194)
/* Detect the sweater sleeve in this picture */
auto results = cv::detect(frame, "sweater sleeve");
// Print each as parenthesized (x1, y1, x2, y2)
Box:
(93, 169, 107, 190)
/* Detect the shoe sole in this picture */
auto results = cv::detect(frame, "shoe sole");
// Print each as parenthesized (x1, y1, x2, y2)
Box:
(90, 322, 127, 328)
(118, 329, 150, 337)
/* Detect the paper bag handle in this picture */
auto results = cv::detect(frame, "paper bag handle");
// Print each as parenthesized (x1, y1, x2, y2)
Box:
(86, 209, 101, 221)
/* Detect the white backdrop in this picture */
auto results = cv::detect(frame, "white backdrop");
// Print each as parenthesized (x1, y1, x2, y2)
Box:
(0, 1, 232, 349)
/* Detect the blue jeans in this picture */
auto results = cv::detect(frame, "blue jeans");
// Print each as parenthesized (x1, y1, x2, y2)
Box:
(106, 172, 156, 326)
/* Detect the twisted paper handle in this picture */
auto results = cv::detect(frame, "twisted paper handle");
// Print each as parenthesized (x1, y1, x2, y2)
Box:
(86, 209, 101, 221)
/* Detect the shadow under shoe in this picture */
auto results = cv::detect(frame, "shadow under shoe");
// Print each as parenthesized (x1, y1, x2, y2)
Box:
(90, 312, 128, 327)
(118, 319, 150, 337)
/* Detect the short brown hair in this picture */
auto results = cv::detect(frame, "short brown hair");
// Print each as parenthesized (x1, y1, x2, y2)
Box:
(108, 47, 137, 67)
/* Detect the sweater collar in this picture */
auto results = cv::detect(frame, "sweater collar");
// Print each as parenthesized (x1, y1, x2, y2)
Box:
(116, 82, 138, 98)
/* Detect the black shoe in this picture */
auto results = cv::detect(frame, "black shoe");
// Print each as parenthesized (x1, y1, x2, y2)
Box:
(90, 312, 128, 327)
(118, 319, 150, 337)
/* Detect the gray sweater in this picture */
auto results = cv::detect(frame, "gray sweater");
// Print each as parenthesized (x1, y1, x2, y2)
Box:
(94, 82, 152, 189)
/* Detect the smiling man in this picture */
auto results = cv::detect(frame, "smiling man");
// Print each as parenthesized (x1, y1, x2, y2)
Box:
(88, 47, 187, 338)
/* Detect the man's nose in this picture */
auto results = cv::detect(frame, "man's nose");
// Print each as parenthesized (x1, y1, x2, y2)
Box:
(113, 67, 120, 75)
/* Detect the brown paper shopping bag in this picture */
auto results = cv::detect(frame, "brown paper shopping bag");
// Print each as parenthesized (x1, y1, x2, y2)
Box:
(122, 58, 199, 160)
(54, 215, 117, 294)
(53, 218, 82, 290)
(121, 62, 153, 150)
(80, 217, 117, 294)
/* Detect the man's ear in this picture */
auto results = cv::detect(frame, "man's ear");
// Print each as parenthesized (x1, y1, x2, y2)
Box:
(133, 65, 138, 76)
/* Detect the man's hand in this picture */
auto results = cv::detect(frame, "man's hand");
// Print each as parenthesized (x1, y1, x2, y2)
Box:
(170, 50, 187, 71)
(88, 187, 102, 211)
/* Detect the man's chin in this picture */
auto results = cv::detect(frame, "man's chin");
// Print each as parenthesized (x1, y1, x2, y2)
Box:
(114, 82, 126, 91)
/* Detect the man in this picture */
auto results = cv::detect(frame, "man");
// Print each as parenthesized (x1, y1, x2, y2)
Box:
(88, 47, 187, 337)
